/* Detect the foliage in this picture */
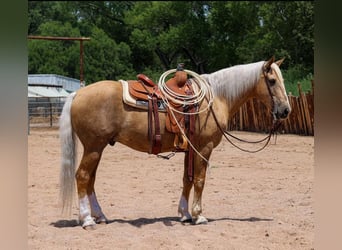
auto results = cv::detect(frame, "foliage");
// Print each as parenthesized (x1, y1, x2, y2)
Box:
(283, 66, 314, 96)
(28, 21, 81, 78)
(83, 26, 134, 82)
(28, 1, 314, 91)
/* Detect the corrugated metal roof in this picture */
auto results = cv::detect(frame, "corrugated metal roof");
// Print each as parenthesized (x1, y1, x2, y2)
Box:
(28, 74, 81, 92)
(28, 86, 70, 98)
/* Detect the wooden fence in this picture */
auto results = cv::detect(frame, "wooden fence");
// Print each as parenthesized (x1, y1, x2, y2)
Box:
(228, 80, 314, 136)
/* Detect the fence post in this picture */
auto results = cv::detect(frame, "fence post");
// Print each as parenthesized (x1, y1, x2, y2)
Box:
(49, 102, 53, 127)
(28, 109, 30, 135)
(298, 82, 313, 135)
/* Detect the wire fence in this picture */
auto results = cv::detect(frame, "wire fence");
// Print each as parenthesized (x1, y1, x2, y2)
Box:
(28, 98, 65, 133)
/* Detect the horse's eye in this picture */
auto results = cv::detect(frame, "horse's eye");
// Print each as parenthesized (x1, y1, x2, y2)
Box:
(269, 78, 276, 86)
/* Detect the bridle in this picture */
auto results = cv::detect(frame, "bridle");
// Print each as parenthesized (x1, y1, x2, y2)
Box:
(262, 63, 279, 121)
(211, 62, 283, 153)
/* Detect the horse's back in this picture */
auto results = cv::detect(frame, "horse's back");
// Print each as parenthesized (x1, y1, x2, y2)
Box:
(73, 80, 122, 102)
(72, 80, 123, 117)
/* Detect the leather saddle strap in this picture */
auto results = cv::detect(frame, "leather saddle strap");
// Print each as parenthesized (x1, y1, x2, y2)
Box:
(152, 95, 162, 154)
(148, 98, 153, 154)
(183, 81, 197, 182)
(186, 105, 197, 182)
(148, 95, 162, 154)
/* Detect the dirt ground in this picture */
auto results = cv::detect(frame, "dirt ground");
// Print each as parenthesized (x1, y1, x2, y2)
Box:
(28, 127, 314, 250)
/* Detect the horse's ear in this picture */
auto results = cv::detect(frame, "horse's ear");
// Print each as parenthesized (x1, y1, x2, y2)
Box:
(275, 58, 285, 67)
(264, 56, 275, 72)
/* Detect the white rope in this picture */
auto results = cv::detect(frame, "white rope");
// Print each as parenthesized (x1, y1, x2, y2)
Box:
(168, 104, 211, 168)
(158, 69, 214, 115)
(158, 69, 214, 167)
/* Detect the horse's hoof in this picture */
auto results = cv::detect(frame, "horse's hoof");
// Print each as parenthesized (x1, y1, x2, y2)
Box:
(179, 212, 192, 223)
(194, 215, 208, 225)
(180, 215, 192, 223)
(83, 224, 97, 231)
(82, 218, 97, 230)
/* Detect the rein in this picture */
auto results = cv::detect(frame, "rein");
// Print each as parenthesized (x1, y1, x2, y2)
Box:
(211, 107, 282, 153)
(211, 63, 282, 153)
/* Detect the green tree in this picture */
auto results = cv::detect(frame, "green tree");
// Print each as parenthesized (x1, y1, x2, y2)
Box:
(28, 1, 135, 84)
(28, 21, 80, 78)
(206, 1, 313, 82)
(68, 1, 134, 43)
(28, 1, 314, 87)
(125, 1, 211, 72)
(206, 1, 260, 70)
(28, 1, 78, 35)
(84, 26, 134, 83)
(256, 1, 314, 74)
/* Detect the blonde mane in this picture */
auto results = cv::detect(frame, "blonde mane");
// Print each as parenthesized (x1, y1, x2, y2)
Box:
(201, 61, 265, 104)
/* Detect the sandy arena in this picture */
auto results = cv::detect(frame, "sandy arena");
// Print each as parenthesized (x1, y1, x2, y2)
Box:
(28, 127, 314, 249)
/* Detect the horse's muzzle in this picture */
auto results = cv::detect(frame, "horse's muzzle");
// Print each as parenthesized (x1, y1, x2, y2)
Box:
(274, 107, 290, 120)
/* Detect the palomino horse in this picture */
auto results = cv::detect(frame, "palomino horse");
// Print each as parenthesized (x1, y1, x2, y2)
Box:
(59, 57, 291, 229)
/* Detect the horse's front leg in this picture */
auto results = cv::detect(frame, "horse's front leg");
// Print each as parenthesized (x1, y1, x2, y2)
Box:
(76, 149, 105, 230)
(178, 152, 193, 222)
(191, 143, 213, 224)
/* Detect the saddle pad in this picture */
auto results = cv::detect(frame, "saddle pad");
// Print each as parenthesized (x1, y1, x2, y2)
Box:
(120, 80, 167, 112)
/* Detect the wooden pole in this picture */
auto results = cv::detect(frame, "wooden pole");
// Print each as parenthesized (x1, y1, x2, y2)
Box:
(299, 83, 313, 135)
(286, 94, 294, 133)
(28, 35, 90, 41)
(297, 83, 309, 135)
(28, 35, 90, 88)
(80, 40, 85, 87)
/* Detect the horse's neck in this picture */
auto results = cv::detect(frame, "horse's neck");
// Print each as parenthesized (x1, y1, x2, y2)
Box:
(226, 90, 255, 117)
(203, 63, 262, 119)
(211, 97, 230, 129)
(210, 90, 254, 129)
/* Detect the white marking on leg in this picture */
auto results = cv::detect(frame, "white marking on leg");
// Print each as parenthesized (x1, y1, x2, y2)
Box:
(178, 195, 192, 222)
(79, 195, 95, 227)
(89, 192, 107, 223)
(192, 198, 208, 224)
(195, 215, 208, 225)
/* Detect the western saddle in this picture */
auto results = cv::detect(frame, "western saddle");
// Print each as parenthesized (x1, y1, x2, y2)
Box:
(127, 64, 197, 155)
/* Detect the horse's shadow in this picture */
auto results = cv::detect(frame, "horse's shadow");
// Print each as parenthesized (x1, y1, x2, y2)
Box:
(50, 216, 273, 228)
(50, 219, 80, 228)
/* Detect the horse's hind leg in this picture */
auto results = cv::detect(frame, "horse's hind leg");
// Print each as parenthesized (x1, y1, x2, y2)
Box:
(178, 152, 193, 222)
(76, 147, 106, 229)
(88, 168, 107, 225)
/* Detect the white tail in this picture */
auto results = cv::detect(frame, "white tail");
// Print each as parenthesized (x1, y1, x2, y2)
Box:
(59, 92, 77, 216)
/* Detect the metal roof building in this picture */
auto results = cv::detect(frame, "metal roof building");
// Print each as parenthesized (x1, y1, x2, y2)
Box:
(28, 86, 70, 98)
(28, 74, 81, 97)
(28, 74, 82, 130)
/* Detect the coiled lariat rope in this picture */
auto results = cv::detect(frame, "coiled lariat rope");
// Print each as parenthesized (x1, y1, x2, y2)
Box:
(158, 69, 214, 115)
(157, 69, 214, 166)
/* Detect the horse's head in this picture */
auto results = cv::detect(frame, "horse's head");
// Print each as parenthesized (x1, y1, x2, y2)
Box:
(255, 56, 291, 120)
